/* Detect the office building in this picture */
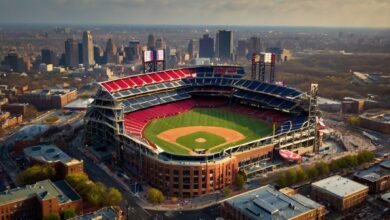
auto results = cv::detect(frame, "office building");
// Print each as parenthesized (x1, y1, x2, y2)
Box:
(24, 144, 84, 178)
(311, 175, 369, 212)
(221, 185, 325, 220)
(0, 179, 82, 220)
(217, 30, 233, 60)
(155, 37, 166, 50)
(70, 206, 122, 220)
(105, 38, 118, 64)
(199, 34, 214, 58)
(187, 39, 198, 59)
(82, 31, 95, 68)
(18, 88, 77, 110)
(65, 38, 79, 68)
(353, 160, 390, 193)
(41, 49, 57, 65)
(249, 36, 262, 54)
(147, 34, 155, 50)
(125, 40, 141, 62)
(78, 42, 83, 64)
(237, 39, 248, 58)
(94, 45, 104, 65)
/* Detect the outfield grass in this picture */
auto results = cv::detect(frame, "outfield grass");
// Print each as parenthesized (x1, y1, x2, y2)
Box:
(144, 108, 272, 155)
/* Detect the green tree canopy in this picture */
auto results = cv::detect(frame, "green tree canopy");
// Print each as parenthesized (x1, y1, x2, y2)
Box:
(105, 188, 123, 206)
(62, 208, 76, 219)
(147, 187, 164, 204)
(234, 174, 245, 189)
(17, 165, 57, 185)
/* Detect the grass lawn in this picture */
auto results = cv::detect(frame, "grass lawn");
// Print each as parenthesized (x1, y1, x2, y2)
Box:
(144, 108, 272, 155)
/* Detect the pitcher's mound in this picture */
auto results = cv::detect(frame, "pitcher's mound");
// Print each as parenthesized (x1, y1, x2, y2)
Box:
(195, 138, 206, 143)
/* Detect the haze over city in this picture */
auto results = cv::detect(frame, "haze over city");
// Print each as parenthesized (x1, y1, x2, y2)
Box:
(1, 0, 390, 27)
(0, 0, 389, 220)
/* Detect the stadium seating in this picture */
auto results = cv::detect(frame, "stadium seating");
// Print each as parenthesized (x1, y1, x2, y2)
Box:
(124, 97, 230, 136)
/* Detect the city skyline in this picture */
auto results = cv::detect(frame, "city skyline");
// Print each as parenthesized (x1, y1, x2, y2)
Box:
(0, 0, 389, 28)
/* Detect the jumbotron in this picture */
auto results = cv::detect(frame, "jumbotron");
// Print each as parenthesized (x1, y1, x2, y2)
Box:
(85, 65, 320, 198)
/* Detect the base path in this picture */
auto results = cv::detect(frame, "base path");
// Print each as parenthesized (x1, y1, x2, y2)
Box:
(157, 126, 245, 154)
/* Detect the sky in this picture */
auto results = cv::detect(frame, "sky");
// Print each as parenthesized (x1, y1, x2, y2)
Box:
(0, 0, 389, 28)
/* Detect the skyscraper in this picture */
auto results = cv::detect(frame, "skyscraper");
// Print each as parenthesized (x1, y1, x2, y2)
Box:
(237, 40, 248, 58)
(155, 37, 166, 50)
(82, 31, 95, 68)
(199, 34, 214, 58)
(41, 49, 57, 65)
(64, 38, 79, 68)
(78, 42, 83, 64)
(125, 40, 141, 62)
(93, 45, 104, 65)
(249, 36, 262, 54)
(217, 30, 234, 60)
(147, 34, 155, 50)
(187, 39, 198, 59)
(105, 38, 118, 64)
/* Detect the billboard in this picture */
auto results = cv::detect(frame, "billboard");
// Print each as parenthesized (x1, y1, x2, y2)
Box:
(143, 50, 154, 62)
(252, 53, 261, 63)
(156, 49, 165, 61)
(261, 52, 275, 64)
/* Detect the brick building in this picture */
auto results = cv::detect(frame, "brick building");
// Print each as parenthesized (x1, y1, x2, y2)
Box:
(70, 206, 122, 220)
(0, 180, 82, 220)
(311, 175, 369, 212)
(18, 89, 77, 110)
(220, 185, 325, 220)
(24, 144, 84, 178)
(0, 103, 29, 116)
(353, 160, 390, 193)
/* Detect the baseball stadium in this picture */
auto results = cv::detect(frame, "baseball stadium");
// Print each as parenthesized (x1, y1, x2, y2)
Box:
(85, 65, 320, 198)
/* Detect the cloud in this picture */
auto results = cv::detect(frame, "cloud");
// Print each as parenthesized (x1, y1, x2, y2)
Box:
(0, 0, 389, 27)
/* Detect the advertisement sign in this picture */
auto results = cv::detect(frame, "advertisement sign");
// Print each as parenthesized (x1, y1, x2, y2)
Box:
(143, 50, 153, 62)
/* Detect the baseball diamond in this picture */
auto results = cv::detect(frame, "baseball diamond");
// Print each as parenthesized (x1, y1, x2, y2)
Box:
(144, 108, 273, 155)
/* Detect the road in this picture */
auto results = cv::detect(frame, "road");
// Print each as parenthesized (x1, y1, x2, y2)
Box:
(64, 133, 152, 220)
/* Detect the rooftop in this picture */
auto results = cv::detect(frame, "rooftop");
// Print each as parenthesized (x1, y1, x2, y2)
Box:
(26, 88, 75, 96)
(354, 160, 390, 182)
(24, 144, 76, 165)
(225, 185, 322, 220)
(69, 206, 121, 220)
(0, 179, 80, 205)
(312, 175, 368, 199)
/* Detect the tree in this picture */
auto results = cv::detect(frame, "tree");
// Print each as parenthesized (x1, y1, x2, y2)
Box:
(147, 188, 164, 204)
(66, 173, 123, 208)
(306, 166, 319, 179)
(276, 174, 287, 188)
(344, 155, 359, 168)
(222, 187, 231, 197)
(294, 167, 307, 183)
(44, 213, 60, 220)
(87, 182, 106, 206)
(62, 208, 76, 219)
(17, 165, 57, 185)
(234, 174, 245, 189)
(315, 162, 329, 177)
(105, 187, 123, 206)
(285, 169, 297, 186)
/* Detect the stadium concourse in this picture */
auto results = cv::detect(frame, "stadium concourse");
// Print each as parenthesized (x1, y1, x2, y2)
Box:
(85, 66, 318, 198)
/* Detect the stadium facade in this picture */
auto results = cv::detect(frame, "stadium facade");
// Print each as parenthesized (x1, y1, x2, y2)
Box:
(85, 66, 319, 198)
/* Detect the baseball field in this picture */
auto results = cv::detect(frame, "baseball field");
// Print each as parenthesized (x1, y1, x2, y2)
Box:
(143, 108, 273, 155)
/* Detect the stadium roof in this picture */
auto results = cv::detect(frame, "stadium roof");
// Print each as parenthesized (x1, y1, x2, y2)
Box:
(311, 175, 368, 199)
(225, 185, 321, 220)
(0, 180, 80, 205)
